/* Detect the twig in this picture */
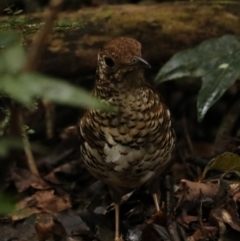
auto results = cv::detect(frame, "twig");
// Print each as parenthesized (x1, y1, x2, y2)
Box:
(42, 99, 55, 139)
(19, 0, 64, 174)
(20, 113, 39, 176)
(215, 95, 240, 154)
(23, 0, 64, 72)
(182, 117, 194, 155)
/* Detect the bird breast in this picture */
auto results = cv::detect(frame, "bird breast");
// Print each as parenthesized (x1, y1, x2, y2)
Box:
(80, 87, 175, 189)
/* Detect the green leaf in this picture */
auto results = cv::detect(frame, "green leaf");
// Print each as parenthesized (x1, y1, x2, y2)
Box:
(14, 9, 23, 15)
(2, 44, 26, 73)
(3, 7, 11, 12)
(0, 32, 111, 111)
(0, 138, 24, 157)
(0, 74, 31, 105)
(155, 35, 240, 121)
(0, 73, 112, 111)
(202, 152, 240, 180)
(0, 32, 25, 74)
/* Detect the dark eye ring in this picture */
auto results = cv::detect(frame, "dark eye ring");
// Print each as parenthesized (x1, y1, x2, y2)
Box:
(131, 57, 137, 64)
(104, 57, 115, 68)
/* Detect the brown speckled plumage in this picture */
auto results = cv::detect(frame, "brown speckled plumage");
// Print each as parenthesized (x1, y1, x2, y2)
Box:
(79, 37, 175, 241)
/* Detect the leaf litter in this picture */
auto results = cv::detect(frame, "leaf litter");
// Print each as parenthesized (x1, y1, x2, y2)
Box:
(2, 117, 240, 241)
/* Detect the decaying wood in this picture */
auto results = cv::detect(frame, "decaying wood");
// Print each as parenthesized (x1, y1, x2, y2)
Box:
(2, 2, 240, 78)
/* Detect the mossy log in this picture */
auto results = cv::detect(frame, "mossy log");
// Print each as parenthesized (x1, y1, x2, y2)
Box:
(2, 2, 240, 79)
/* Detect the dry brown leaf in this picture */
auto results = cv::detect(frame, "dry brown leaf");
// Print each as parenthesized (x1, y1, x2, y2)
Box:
(34, 190, 71, 212)
(175, 179, 219, 210)
(11, 208, 40, 221)
(35, 212, 67, 241)
(11, 167, 50, 192)
(35, 213, 54, 241)
(188, 227, 218, 241)
(179, 210, 198, 225)
(10, 189, 71, 221)
(213, 199, 240, 231)
(44, 161, 81, 184)
(11, 196, 40, 221)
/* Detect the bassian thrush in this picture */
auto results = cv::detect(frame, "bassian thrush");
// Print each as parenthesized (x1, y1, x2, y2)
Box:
(79, 37, 175, 241)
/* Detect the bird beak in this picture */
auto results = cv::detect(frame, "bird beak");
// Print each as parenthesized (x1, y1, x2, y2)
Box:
(132, 56, 151, 68)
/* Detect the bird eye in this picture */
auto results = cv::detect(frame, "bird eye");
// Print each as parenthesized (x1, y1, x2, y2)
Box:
(104, 57, 115, 68)
(131, 57, 137, 63)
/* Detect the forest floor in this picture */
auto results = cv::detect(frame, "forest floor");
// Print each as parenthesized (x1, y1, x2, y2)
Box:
(1, 1, 240, 241)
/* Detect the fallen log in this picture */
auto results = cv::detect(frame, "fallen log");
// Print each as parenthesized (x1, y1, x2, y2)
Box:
(1, 2, 240, 79)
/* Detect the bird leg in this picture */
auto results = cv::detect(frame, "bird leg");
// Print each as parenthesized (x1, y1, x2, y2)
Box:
(152, 193, 160, 212)
(114, 203, 122, 241)
(108, 186, 124, 241)
(150, 179, 161, 212)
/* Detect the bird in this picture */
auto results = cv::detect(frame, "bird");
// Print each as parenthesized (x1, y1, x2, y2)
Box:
(79, 37, 175, 241)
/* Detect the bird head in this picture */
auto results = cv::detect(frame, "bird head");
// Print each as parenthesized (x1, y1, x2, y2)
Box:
(97, 37, 151, 87)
